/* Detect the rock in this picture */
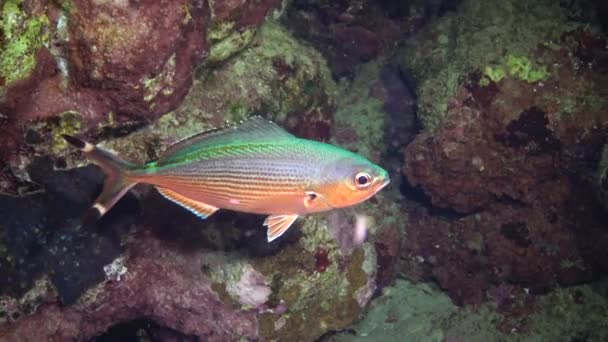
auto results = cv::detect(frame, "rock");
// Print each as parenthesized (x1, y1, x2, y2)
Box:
(282, 0, 405, 78)
(0, 0, 51, 95)
(398, 0, 608, 305)
(397, 0, 605, 130)
(100, 21, 338, 163)
(0, 232, 258, 341)
(403, 101, 562, 213)
(401, 0, 608, 213)
(202, 0, 281, 65)
(0, 158, 137, 303)
(67, 0, 209, 119)
(0, 18, 406, 339)
(0, 167, 394, 341)
(324, 279, 608, 341)
(0, 0, 282, 195)
(281, 0, 460, 79)
(210, 0, 281, 30)
(598, 144, 608, 211)
(401, 179, 608, 306)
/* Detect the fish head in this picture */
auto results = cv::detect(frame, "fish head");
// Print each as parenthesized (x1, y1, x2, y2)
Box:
(315, 156, 390, 209)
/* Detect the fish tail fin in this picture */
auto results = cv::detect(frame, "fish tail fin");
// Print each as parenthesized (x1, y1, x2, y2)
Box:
(62, 134, 138, 223)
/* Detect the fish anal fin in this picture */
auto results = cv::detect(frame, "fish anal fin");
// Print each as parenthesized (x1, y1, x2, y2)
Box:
(263, 214, 299, 242)
(156, 187, 219, 219)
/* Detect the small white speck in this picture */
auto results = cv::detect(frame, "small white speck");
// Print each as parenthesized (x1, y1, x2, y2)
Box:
(104, 257, 127, 282)
(353, 214, 369, 246)
(274, 317, 287, 331)
(229, 198, 240, 205)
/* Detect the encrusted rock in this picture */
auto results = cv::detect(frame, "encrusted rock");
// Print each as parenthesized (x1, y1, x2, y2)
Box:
(399, 0, 608, 305)
(0, 232, 258, 341)
(67, 0, 209, 118)
(101, 21, 338, 162)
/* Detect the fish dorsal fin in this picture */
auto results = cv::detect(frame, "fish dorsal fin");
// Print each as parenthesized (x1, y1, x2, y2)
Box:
(263, 214, 299, 242)
(158, 116, 294, 165)
(156, 187, 219, 219)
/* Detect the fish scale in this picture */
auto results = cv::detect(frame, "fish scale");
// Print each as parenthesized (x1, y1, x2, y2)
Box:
(62, 116, 389, 242)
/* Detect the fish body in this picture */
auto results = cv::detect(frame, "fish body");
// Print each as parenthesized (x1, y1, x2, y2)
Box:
(63, 116, 390, 241)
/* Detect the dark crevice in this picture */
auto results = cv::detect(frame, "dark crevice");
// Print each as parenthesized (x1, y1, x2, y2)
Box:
(399, 174, 469, 220)
(92, 318, 198, 342)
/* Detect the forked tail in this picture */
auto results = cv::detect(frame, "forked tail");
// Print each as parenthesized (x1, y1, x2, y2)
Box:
(62, 135, 138, 224)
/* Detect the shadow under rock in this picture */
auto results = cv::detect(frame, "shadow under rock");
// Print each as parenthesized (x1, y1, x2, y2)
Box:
(0, 157, 138, 304)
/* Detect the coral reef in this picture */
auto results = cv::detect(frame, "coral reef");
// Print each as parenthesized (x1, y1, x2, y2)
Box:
(282, 0, 458, 79)
(397, 0, 603, 130)
(1, 0, 607, 340)
(0, 0, 281, 195)
(0, 231, 259, 341)
(67, 0, 208, 118)
(0, 15, 406, 340)
(0, 158, 136, 303)
(325, 278, 608, 341)
(399, 0, 608, 305)
(99, 21, 338, 165)
(0, 0, 50, 90)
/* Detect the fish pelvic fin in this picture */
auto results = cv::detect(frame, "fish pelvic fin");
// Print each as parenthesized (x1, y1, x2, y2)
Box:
(155, 187, 219, 219)
(63, 135, 138, 223)
(263, 214, 299, 242)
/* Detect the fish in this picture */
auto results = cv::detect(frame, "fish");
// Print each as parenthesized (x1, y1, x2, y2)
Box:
(62, 116, 390, 242)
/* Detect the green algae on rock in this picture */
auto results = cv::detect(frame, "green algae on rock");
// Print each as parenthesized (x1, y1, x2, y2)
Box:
(332, 60, 388, 162)
(254, 216, 377, 341)
(205, 28, 256, 65)
(397, 0, 582, 130)
(102, 20, 337, 162)
(481, 54, 549, 85)
(0, 0, 50, 90)
(327, 279, 608, 342)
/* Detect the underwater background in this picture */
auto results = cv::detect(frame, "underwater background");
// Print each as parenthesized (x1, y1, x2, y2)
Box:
(1, 0, 607, 341)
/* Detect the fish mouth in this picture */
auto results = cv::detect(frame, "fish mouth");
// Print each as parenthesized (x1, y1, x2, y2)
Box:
(377, 177, 391, 191)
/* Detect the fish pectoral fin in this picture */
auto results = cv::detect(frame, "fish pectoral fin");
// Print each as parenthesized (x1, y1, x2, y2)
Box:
(156, 187, 219, 219)
(263, 214, 299, 242)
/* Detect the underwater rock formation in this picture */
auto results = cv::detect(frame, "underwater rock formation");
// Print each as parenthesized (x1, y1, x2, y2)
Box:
(98, 21, 337, 164)
(399, 0, 608, 305)
(0, 14, 406, 340)
(0, 231, 259, 341)
(2, 0, 607, 340)
(0, 0, 281, 194)
(67, 0, 209, 118)
(597, 143, 608, 212)
(398, 0, 606, 130)
(325, 278, 608, 341)
(282, 0, 457, 79)
(0, 167, 393, 341)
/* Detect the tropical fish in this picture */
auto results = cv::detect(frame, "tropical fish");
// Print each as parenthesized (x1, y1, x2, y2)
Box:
(63, 116, 390, 242)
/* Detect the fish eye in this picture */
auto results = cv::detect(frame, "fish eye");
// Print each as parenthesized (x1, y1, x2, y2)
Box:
(354, 172, 372, 188)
